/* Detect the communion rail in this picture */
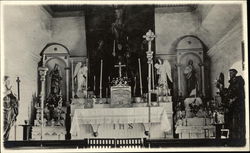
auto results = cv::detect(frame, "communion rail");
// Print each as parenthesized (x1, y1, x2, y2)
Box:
(4, 138, 245, 149)
(87, 138, 144, 148)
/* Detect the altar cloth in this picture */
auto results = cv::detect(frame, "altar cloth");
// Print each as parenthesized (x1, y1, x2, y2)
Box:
(70, 106, 171, 136)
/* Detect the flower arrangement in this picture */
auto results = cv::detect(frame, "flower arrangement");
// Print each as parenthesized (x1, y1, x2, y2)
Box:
(189, 98, 202, 117)
(111, 77, 130, 86)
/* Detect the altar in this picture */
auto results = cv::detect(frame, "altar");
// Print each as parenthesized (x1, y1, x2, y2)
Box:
(70, 102, 173, 139)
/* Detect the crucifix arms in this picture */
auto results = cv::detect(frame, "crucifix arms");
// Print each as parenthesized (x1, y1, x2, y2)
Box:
(114, 62, 126, 78)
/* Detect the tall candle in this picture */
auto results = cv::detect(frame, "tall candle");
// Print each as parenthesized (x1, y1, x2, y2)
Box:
(100, 60, 103, 98)
(93, 75, 96, 92)
(28, 106, 30, 120)
(134, 76, 137, 96)
(138, 58, 143, 96)
(86, 59, 88, 93)
(112, 40, 116, 56)
(151, 61, 155, 90)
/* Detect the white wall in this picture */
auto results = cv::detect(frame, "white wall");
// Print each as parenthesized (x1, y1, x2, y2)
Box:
(208, 20, 243, 95)
(154, 4, 244, 97)
(3, 5, 52, 140)
(51, 16, 87, 56)
(155, 8, 199, 54)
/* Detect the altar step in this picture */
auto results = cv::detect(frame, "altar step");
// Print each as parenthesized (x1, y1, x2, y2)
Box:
(5, 138, 246, 149)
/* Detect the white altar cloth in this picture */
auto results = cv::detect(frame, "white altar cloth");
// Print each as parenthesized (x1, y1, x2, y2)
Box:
(70, 106, 171, 137)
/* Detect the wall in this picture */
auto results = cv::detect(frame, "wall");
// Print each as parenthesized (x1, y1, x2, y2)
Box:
(154, 4, 244, 97)
(155, 8, 199, 55)
(3, 5, 52, 140)
(208, 20, 243, 96)
(195, 4, 243, 96)
(51, 16, 87, 57)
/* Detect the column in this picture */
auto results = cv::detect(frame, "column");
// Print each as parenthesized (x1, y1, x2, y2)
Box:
(38, 67, 48, 140)
(200, 63, 205, 97)
(176, 63, 182, 96)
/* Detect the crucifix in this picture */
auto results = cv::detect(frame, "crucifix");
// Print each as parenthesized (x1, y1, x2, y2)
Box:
(114, 62, 126, 78)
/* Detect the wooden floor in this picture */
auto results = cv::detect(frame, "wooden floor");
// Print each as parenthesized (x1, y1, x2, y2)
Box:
(3, 138, 246, 149)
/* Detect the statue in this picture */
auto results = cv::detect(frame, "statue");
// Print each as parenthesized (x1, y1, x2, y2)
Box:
(73, 62, 88, 97)
(154, 58, 172, 95)
(112, 7, 126, 44)
(184, 60, 197, 96)
(45, 84, 63, 125)
(227, 69, 245, 139)
(49, 64, 62, 94)
(3, 76, 19, 141)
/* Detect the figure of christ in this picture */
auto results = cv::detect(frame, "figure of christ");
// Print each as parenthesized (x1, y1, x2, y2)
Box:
(184, 60, 197, 96)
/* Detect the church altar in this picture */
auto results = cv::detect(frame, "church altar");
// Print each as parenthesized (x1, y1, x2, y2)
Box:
(70, 102, 173, 139)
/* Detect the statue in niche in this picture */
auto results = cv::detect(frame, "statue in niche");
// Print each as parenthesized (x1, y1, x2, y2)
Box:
(154, 58, 172, 95)
(45, 85, 63, 126)
(3, 76, 19, 140)
(184, 60, 197, 96)
(49, 64, 62, 95)
(45, 64, 64, 125)
(74, 61, 88, 98)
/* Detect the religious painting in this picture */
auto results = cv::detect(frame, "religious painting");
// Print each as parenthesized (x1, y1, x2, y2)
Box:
(70, 57, 88, 98)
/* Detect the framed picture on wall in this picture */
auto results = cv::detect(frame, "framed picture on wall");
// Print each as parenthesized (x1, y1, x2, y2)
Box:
(70, 56, 88, 98)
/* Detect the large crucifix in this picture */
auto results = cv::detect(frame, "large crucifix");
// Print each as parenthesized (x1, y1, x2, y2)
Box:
(114, 62, 126, 78)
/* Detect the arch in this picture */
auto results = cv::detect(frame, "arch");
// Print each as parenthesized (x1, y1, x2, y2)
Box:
(170, 35, 207, 53)
(44, 56, 67, 67)
(40, 42, 70, 56)
(176, 35, 203, 50)
(179, 52, 202, 64)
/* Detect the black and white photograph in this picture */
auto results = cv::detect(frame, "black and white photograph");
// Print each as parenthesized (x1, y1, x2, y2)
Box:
(1, 0, 249, 152)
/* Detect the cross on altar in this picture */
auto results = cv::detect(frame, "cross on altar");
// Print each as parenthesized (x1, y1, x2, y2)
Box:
(143, 29, 156, 53)
(114, 62, 126, 78)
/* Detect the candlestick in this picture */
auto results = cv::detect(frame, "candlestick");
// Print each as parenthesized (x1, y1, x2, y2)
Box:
(28, 106, 30, 120)
(112, 40, 116, 57)
(100, 60, 103, 98)
(138, 58, 143, 96)
(151, 61, 155, 90)
(94, 75, 95, 92)
(86, 59, 88, 98)
(134, 76, 137, 96)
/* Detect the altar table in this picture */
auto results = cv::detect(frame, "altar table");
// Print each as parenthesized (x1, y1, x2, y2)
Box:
(70, 106, 171, 139)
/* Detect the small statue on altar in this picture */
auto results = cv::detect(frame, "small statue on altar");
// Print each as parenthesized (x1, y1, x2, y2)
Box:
(184, 60, 197, 96)
(74, 62, 88, 97)
(3, 76, 19, 141)
(49, 64, 62, 94)
(154, 58, 172, 95)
